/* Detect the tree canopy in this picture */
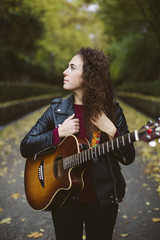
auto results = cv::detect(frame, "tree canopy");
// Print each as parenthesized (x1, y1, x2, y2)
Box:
(0, 0, 105, 83)
(98, 0, 160, 84)
(0, 0, 160, 85)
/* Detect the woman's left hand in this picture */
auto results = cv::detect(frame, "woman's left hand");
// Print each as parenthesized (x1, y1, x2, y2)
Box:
(91, 112, 117, 140)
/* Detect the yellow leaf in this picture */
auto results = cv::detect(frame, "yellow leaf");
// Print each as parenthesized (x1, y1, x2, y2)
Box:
(0, 217, 11, 224)
(0, 208, 3, 212)
(153, 208, 160, 211)
(27, 232, 43, 238)
(156, 186, 160, 192)
(152, 218, 160, 222)
(146, 201, 150, 206)
(122, 215, 128, 219)
(21, 218, 26, 222)
(132, 216, 138, 219)
(120, 233, 129, 237)
(142, 183, 148, 187)
(10, 193, 20, 200)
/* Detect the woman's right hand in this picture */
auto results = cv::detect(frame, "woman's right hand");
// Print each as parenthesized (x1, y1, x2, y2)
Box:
(58, 114, 80, 138)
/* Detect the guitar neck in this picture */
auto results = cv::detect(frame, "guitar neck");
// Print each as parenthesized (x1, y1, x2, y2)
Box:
(63, 130, 140, 170)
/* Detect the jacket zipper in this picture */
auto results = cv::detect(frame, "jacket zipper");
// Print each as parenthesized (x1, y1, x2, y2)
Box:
(107, 158, 119, 204)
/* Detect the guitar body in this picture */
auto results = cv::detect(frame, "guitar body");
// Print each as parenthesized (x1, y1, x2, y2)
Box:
(24, 135, 90, 212)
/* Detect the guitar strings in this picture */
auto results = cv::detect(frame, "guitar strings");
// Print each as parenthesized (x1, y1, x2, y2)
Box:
(32, 134, 132, 176)
(34, 140, 111, 173)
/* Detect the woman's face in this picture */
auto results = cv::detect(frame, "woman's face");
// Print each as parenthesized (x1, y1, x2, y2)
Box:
(63, 54, 83, 93)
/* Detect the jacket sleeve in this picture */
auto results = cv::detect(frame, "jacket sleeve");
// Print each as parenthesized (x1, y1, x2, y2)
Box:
(20, 106, 56, 158)
(112, 102, 135, 165)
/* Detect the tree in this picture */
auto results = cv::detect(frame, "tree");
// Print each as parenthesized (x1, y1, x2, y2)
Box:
(0, 0, 44, 81)
(98, 0, 160, 84)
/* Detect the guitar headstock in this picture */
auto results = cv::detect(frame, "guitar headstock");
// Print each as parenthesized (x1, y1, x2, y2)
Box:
(138, 118, 160, 147)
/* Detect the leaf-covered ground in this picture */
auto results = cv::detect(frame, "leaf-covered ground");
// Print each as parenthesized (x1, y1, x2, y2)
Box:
(0, 101, 159, 240)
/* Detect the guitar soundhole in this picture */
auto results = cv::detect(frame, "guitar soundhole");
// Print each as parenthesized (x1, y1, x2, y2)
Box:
(53, 155, 64, 180)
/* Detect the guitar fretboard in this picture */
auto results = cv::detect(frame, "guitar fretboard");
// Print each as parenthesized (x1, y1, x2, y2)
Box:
(63, 130, 139, 170)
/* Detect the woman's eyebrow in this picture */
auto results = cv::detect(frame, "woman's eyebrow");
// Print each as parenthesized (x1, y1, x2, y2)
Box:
(69, 63, 77, 67)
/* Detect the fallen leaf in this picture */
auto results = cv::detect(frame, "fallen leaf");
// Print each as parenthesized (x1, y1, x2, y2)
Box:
(40, 229, 45, 232)
(122, 215, 128, 219)
(0, 217, 11, 224)
(21, 218, 26, 222)
(152, 218, 160, 222)
(27, 232, 43, 238)
(142, 183, 148, 187)
(156, 186, 160, 192)
(10, 193, 20, 200)
(132, 216, 138, 219)
(146, 201, 150, 206)
(153, 208, 160, 211)
(120, 233, 129, 237)
(8, 179, 16, 184)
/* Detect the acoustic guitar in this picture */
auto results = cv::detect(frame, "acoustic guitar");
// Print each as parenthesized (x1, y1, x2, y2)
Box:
(24, 120, 160, 212)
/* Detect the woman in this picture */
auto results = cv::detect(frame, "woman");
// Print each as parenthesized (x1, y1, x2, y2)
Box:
(20, 47, 135, 240)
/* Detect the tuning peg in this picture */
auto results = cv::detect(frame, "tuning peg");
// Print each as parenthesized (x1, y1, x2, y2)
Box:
(149, 141, 156, 147)
(158, 139, 160, 144)
(146, 135, 151, 139)
(147, 120, 152, 124)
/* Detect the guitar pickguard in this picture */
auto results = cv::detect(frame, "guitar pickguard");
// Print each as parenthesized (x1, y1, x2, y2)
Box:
(38, 159, 45, 188)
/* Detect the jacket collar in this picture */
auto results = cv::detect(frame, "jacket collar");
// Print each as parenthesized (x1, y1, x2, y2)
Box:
(54, 94, 74, 115)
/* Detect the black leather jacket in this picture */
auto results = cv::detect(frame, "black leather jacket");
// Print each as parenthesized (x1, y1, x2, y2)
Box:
(20, 94, 135, 207)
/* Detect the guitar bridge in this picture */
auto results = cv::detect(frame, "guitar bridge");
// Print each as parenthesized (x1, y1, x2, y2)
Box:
(38, 159, 45, 188)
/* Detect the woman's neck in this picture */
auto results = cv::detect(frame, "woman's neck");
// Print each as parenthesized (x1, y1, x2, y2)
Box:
(73, 91, 83, 105)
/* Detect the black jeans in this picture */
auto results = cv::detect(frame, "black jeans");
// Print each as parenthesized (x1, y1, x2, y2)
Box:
(51, 200, 118, 240)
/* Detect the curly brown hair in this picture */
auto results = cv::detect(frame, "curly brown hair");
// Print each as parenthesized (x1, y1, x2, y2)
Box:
(76, 47, 116, 133)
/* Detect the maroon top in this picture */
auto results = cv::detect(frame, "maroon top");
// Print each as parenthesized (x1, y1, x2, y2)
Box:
(52, 104, 119, 202)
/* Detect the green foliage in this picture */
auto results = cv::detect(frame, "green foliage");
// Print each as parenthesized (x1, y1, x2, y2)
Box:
(0, 82, 62, 102)
(99, 0, 160, 84)
(0, 11, 43, 54)
(0, 0, 105, 84)
(29, 0, 105, 73)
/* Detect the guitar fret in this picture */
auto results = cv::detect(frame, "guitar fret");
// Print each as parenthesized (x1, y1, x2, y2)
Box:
(82, 151, 85, 162)
(81, 152, 84, 163)
(98, 145, 101, 155)
(91, 148, 93, 159)
(122, 135, 125, 146)
(116, 138, 119, 149)
(94, 148, 97, 158)
(106, 142, 109, 152)
(87, 149, 91, 160)
(102, 143, 105, 154)
(128, 133, 131, 143)
(85, 150, 87, 161)
(111, 140, 114, 150)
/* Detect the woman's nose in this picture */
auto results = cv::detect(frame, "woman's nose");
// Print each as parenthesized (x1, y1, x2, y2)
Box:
(63, 68, 68, 76)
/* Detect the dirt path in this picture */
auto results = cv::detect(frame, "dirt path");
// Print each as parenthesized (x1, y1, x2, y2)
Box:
(0, 101, 159, 240)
